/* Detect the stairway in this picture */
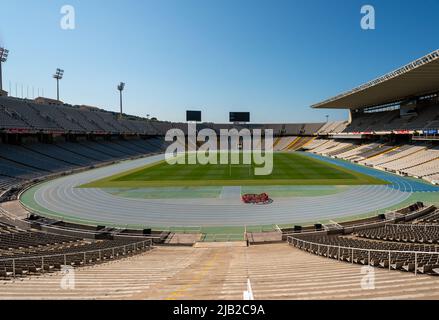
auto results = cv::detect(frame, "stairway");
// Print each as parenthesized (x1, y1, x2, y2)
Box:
(2, 244, 439, 300)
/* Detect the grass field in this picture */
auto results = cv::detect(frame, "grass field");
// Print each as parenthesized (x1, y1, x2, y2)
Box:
(81, 152, 386, 188)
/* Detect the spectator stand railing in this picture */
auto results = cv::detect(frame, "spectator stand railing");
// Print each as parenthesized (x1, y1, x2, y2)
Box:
(0, 238, 153, 278)
(383, 223, 439, 232)
(288, 235, 439, 276)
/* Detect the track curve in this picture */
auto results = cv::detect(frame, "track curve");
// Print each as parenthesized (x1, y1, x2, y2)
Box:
(21, 153, 439, 227)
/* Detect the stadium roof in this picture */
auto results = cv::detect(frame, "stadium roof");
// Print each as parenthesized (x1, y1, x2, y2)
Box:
(312, 49, 439, 110)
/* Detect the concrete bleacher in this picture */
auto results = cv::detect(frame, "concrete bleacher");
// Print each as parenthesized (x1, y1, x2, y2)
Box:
(318, 121, 348, 134)
(382, 148, 439, 173)
(30, 102, 86, 132)
(2, 243, 439, 300)
(0, 96, 329, 138)
(362, 145, 424, 167)
(302, 139, 329, 151)
(0, 218, 152, 280)
(425, 174, 439, 185)
(0, 98, 59, 130)
(0, 144, 73, 172)
(323, 142, 357, 157)
(23, 143, 96, 167)
(305, 139, 439, 184)
(0, 138, 167, 192)
(288, 204, 439, 275)
(344, 101, 439, 134)
(0, 157, 43, 180)
(273, 137, 297, 151)
(402, 158, 439, 178)
(309, 139, 342, 154)
(0, 105, 28, 129)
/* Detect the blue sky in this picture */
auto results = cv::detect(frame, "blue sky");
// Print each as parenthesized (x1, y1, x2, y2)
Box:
(0, 0, 438, 123)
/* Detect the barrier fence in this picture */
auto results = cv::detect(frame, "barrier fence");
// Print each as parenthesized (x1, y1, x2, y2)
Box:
(384, 223, 439, 231)
(0, 239, 153, 278)
(288, 236, 439, 276)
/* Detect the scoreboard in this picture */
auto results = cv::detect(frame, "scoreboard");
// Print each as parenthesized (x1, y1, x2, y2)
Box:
(230, 112, 250, 123)
(186, 110, 202, 122)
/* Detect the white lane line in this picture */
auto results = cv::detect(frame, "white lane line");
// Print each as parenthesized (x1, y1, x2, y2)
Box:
(29, 153, 416, 227)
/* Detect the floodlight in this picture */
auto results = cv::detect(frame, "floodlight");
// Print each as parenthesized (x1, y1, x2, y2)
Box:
(53, 68, 64, 80)
(0, 47, 9, 91)
(53, 68, 64, 100)
(0, 48, 9, 62)
(118, 82, 125, 117)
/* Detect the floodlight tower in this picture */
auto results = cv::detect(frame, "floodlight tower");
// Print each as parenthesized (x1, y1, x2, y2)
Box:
(53, 68, 64, 100)
(117, 82, 125, 117)
(0, 47, 9, 92)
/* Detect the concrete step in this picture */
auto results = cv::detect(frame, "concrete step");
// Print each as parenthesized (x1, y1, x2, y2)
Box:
(2, 244, 439, 300)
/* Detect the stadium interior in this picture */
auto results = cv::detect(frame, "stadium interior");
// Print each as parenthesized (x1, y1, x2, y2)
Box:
(0, 49, 439, 300)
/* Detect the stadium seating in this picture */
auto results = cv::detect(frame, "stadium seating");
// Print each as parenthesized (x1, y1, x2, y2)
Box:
(317, 121, 348, 134)
(0, 220, 152, 279)
(355, 224, 439, 244)
(416, 209, 439, 224)
(361, 145, 424, 167)
(343, 100, 439, 134)
(4, 242, 439, 300)
(333, 143, 380, 160)
(302, 139, 330, 151)
(425, 174, 439, 185)
(0, 138, 167, 193)
(290, 233, 439, 274)
(309, 139, 343, 154)
(288, 204, 439, 275)
(322, 142, 357, 157)
(305, 139, 439, 184)
(273, 137, 297, 151)
(0, 105, 28, 129)
(402, 158, 439, 177)
(0, 97, 328, 137)
(381, 148, 439, 173)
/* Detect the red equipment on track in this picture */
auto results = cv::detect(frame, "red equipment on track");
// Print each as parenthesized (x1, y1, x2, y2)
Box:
(242, 193, 270, 205)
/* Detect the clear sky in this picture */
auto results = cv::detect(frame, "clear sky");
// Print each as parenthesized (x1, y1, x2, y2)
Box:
(0, 0, 438, 123)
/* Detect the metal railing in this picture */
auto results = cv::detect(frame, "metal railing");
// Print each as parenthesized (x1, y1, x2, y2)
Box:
(0, 239, 153, 278)
(383, 223, 439, 231)
(282, 206, 436, 238)
(288, 236, 439, 276)
(282, 218, 389, 237)
(201, 234, 247, 242)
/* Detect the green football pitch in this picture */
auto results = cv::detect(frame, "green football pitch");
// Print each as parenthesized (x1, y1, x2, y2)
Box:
(81, 152, 386, 188)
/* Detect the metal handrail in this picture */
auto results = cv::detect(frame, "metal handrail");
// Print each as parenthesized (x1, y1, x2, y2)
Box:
(288, 235, 439, 276)
(282, 218, 389, 237)
(383, 223, 439, 230)
(283, 206, 436, 237)
(288, 235, 439, 255)
(202, 233, 247, 242)
(27, 223, 163, 240)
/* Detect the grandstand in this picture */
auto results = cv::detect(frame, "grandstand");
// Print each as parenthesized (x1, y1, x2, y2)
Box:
(0, 218, 152, 278)
(288, 204, 439, 275)
(0, 43, 439, 302)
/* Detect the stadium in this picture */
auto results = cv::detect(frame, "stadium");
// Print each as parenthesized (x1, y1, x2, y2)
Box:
(1, 1, 439, 303)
